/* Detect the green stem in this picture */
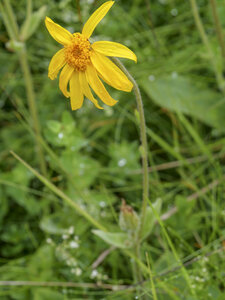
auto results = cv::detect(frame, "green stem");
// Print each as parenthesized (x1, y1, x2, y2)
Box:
(3, 0, 19, 39)
(76, 0, 83, 27)
(19, 47, 47, 176)
(10, 151, 107, 231)
(1, 0, 47, 175)
(111, 58, 149, 237)
(147, 199, 196, 297)
(189, 0, 225, 91)
(111, 58, 149, 293)
(0, 2, 15, 41)
(209, 0, 225, 58)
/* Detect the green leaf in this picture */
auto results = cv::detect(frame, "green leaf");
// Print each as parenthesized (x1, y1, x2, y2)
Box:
(61, 151, 99, 189)
(92, 230, 132, 248)
(40, 212, 75, 235)
(20, 6, 47, 41)
(141, 198, 162, 241)
(47, 120, 61, 134)
(141, 76, 225, 131)
(33, 288, 65, 300)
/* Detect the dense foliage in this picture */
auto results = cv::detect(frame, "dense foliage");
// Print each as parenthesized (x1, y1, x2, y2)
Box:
(1, 0, 225, 299)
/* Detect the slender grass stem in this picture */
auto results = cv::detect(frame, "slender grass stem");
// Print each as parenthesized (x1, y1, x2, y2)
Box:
(147, 199, 196, 298)
(189, 0, 225, 91)
(145, 252, 158, 300)
(10, 151, 107, 231)
(209, 0, 225, 58)
(1, 0, 47, 175)
(76, 0, 82, 27)
(18, 48, 47, 176)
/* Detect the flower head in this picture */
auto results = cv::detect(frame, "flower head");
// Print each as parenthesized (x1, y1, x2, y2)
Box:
(45, 1, 137, 110)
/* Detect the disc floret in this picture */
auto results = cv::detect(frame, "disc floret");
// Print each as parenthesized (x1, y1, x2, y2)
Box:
(64, 33, 91, 71)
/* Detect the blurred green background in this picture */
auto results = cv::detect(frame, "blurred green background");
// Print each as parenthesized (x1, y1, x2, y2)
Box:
(1, 0, 225, 299)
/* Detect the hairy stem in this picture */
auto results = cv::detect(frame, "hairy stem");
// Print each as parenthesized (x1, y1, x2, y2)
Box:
(111, 58, 149, 289)
(111, 58, 149, 238)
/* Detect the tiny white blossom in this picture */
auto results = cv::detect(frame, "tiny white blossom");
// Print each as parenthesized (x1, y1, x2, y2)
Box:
(70, 241, 79, 249)
(91, 269, 98, 279)
(68, 226, 74, 235)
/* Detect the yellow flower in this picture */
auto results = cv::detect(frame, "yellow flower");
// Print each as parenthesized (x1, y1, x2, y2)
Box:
(45, 1, 137, 110)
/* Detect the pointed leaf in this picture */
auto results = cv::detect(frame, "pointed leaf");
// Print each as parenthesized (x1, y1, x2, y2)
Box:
(141, 198, 162, 241)
(20, 5, 47, 41)
(92, 230, 132, 248)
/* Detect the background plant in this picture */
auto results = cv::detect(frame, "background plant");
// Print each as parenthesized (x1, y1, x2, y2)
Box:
(0, 0, 225, 299)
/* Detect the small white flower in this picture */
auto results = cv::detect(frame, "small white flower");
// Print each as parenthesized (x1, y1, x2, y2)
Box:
(149, 75, 155, 82)
(68, 226, 74, 235)
(91, 269, 98, 279)
(118, 158, 127, 167)
(69, 241, 79, 249)
(58, 132, 64, 139)
(75, 268, 82, 276)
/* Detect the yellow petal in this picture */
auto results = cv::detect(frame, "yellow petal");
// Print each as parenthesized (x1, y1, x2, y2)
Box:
(45, 16, 73, 45)
(82, 1, 114, 38)
(48, 48, 66, 80)
(59, 64, 74, 98)
(70, 72, 84, 110)
(79, 72, 103, 109)
(92, 41, 137, 62)
(91, 51, 133, 92)
(86, 64, 117, 106)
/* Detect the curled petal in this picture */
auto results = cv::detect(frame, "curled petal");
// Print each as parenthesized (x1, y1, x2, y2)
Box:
(92, 41, 137, 62)
(70, 72, 84, 110)
(86, 64, 117, 106)
(45, 16, 73, 45)
(91, 51, 133, 92)
(79, 72, 103, 109)
(82, 1, 114, 38)
(48, 48, 66, 80)
(59, 64, 74, 98)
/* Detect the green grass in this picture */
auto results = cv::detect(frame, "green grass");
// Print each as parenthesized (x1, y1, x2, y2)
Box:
(1, 0, 225, 299)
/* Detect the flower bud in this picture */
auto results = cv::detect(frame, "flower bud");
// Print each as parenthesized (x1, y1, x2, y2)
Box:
(119, 200, 139, 233)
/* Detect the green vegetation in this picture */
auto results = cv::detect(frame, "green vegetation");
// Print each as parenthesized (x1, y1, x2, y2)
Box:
(1, 0, 225, 299)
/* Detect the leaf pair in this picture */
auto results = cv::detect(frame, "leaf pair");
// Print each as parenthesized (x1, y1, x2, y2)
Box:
(93, 198, 162, 249)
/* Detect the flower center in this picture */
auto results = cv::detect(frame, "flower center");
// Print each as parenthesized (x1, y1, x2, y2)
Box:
(64, 33, 91, 71)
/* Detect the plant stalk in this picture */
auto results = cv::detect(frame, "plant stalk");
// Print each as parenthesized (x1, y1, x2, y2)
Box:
(111, 58, 149, 237)
(189, 0, 225, 91)
(19, 47, 47, 176)
(1, 0, 47, 175)
(3, 0, 19, 38)
(111, 58, 149, 290)
(209, 0, 225, 58)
